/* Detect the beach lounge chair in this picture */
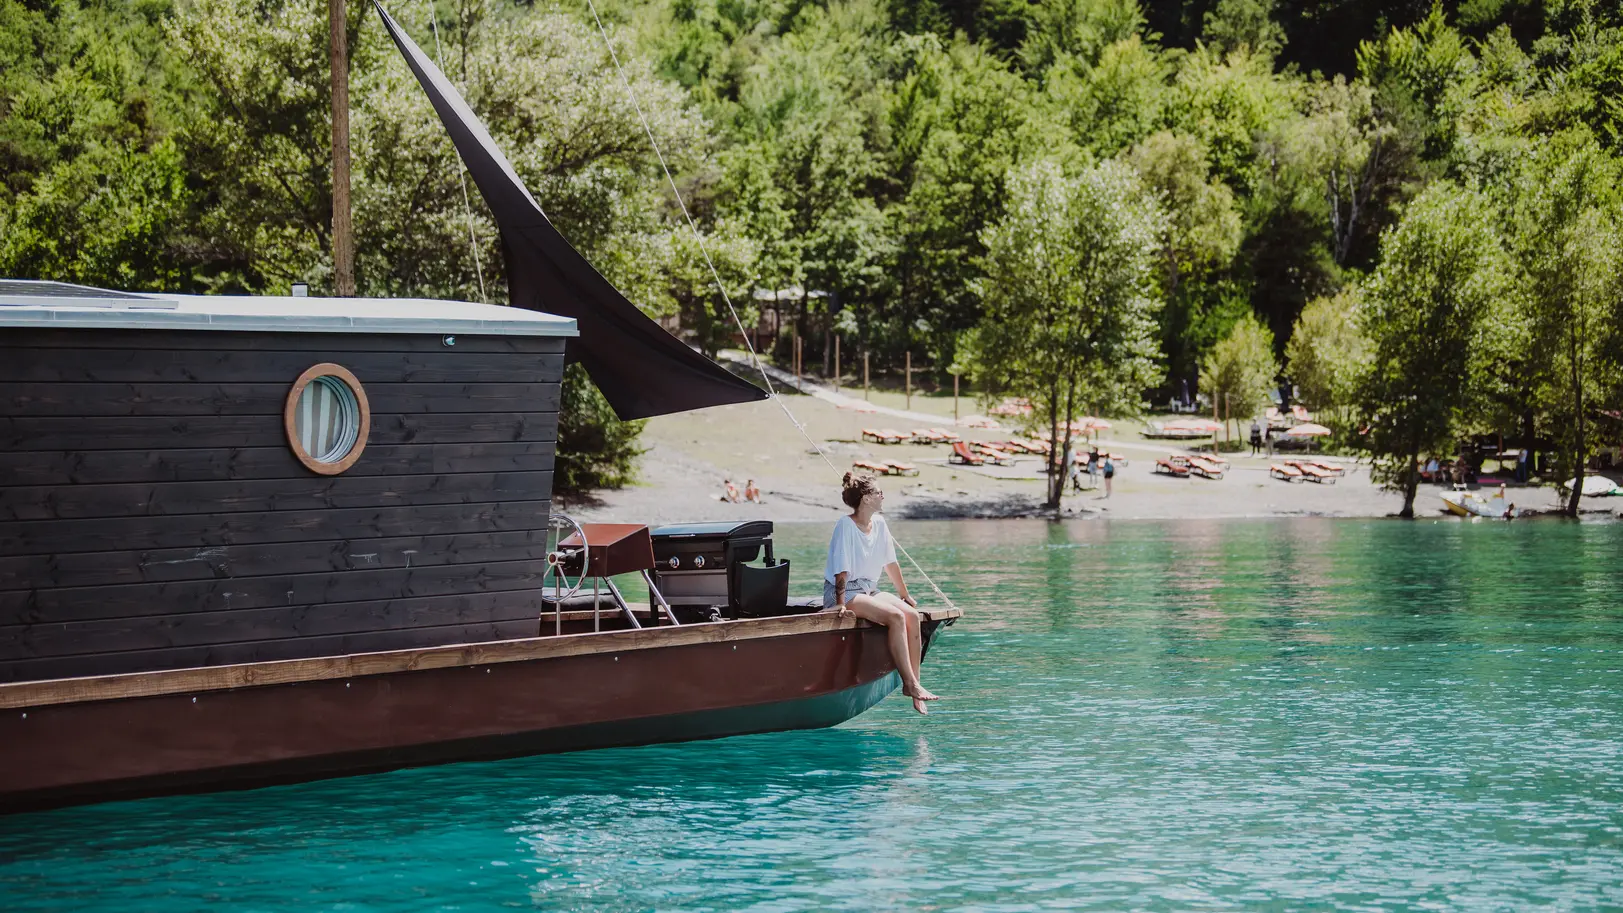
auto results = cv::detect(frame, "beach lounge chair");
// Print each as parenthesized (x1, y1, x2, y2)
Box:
(1287, 460, 1337, 484)
(877, 428, 909, 444)
(1188, 455, 1226, 479)
(930, 427, 961, 442)
(853, 459, 892, 475)
(909, 429, 944, 443)
(1154, 456, 1191, 477)
(861, 428, 886, 444)
(1270, 463, 1303, 482)
(972, 444, 1011, 465)
(949, 442, 985, 466)
(1304, 459, 1345, 477)
(884, 460, 920, 476)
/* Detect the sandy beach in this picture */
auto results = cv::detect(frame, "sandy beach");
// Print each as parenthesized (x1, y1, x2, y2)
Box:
(565, 367, 1603, 525)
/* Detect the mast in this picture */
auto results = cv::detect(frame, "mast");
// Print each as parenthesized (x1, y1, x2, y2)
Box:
(330, 0, 356, 296)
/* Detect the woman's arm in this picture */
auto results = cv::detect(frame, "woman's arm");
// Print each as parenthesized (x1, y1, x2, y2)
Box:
(884, 561, 915, 606)
(833, 571, 849, 610)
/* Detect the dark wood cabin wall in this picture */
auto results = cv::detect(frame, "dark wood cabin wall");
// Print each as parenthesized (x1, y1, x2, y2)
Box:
(0, 328, 566, 681)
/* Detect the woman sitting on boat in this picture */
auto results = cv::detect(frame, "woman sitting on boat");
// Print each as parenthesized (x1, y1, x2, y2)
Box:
(825, 472, 941, 714)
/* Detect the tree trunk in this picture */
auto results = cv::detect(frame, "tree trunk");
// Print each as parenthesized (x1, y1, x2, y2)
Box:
(1045, 378, 1061, 508)
(1399, 434, 1420, 519)
(1055, 376, 1076, 517)
(1566, 325, 1585, 517)
(329, 0, 355, 296)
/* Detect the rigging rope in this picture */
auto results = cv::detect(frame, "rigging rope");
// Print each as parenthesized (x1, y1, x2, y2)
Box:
(423, 0, 488, 303)
(580, 0, 958, 613)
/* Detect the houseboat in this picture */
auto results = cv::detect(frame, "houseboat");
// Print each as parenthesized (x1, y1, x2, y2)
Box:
(0, 5, 958, 813)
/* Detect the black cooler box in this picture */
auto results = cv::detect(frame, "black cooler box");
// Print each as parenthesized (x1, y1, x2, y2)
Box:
(648, 521, 793, 619)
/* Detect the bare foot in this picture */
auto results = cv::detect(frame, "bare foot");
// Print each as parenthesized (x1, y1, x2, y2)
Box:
(911, 696, 930, 715)
(903, 684, 942, 702)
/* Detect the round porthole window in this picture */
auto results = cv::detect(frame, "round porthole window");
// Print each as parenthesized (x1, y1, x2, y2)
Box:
(284, 364, 370, 474)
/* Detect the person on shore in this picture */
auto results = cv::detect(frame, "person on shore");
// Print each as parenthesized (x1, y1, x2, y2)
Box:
(1264, 425, 1274, 457)
(744, 479, 762, 503)
(825, 472, 940, 715)
(1250, 420, 1262, 456)
(721, 478, 740, 503)
(1088, 446, 1100, 487)
(1102, 455, 1115, 498)
(1066, 446, 1084, 492)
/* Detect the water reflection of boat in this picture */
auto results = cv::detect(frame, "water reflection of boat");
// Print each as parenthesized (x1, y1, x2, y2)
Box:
(1440, 488, 1513, 518)
(0, 7, 959, 814)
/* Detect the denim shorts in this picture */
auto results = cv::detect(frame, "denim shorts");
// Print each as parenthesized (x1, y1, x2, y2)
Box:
(823, 577, 878, 608)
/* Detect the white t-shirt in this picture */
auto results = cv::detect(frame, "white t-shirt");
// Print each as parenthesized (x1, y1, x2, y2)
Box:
(824, 514, 898, 583)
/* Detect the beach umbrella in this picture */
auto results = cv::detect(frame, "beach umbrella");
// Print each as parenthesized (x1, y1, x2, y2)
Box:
(1282, 423, 1331, 437)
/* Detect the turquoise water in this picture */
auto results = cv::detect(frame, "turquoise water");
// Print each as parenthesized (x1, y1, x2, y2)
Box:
(4, 518, 1623, 911)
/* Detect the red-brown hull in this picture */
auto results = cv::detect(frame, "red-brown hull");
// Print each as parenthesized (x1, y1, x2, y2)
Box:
(0, 616, 950, 813)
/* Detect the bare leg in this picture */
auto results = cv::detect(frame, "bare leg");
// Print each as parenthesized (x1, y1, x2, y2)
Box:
(873, 593, 931, 698)
(845, 595, 932, 714)
(874, 594, 940, 711)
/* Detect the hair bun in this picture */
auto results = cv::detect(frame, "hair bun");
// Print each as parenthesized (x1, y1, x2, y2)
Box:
(842, 471, 855, 488)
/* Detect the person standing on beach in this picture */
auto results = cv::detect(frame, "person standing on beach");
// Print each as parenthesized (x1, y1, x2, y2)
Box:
(1102, 455, 1115, 498)
(825, 473, 940, 715)
(1250, 420, 1262, 456)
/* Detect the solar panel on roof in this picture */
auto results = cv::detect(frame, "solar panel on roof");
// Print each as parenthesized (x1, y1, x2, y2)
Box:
(0, 279, 177, 309)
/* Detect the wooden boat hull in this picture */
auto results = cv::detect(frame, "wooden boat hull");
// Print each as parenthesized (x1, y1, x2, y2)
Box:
(0, 611, 955, 814)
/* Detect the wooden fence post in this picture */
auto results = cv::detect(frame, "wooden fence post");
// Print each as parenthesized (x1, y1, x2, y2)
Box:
(953, 373, 959, 421)
(834, 336, 840, 392)
(905, 351, 912, 410)
(863, 352, 870, 400)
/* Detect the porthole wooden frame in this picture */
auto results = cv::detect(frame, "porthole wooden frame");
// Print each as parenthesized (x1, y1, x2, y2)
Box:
(284, 363, 370, 475)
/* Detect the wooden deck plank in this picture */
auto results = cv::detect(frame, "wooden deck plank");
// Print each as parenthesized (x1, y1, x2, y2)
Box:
(0, 607, 962, 710)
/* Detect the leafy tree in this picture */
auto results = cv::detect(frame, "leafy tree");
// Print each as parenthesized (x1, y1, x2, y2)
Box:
(556, 364, 647, 493)
(1279, 76, 1396, 267)
(1355, 182, 1512, 518)
(1284, 285, 1370, 430)
(1125, 130, 1243, 390)
(0, 0, 204, 289)
(1200, 313, 1278, 438)
(1018, 0, 1144, 73)
(965, 158, 1165, 509)
(1126, 134, 1240, 295)
(885, 36, 1036, 371)
(1202, 0, 1286, 61)
(1498, 131, 1623, 514)
(1045, 35, 1171, 158)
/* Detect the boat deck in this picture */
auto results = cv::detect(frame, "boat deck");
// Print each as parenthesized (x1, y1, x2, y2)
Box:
(0, 606, 962, 711)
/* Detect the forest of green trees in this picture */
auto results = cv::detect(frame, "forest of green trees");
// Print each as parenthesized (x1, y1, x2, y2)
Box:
(4, 0, 1623, 513)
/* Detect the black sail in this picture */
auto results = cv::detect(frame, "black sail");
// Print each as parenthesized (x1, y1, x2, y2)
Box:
(374, 2, 766, 419)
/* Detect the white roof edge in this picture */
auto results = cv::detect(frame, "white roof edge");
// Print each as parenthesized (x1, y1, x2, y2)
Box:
(0, 294, 579, 338)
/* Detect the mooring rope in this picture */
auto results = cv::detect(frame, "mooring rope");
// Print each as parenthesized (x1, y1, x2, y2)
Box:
(580, 0, 959, 613)
(422, 0, 488, 303)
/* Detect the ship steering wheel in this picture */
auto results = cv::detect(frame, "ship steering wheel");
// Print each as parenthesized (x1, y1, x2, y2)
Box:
(544, 512, 589, 602)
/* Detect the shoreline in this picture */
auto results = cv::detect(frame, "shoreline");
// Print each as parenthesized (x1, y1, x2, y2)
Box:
(562, 361, 1620, 526)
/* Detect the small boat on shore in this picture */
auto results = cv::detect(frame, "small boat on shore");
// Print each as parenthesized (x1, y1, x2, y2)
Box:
(1440, 487, 1514, 518)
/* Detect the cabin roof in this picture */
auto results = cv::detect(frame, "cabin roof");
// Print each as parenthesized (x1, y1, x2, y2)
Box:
(0, 280, 577, 337)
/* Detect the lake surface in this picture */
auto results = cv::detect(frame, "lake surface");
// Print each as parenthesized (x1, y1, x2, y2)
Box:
(3, 518, 1622, 911)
